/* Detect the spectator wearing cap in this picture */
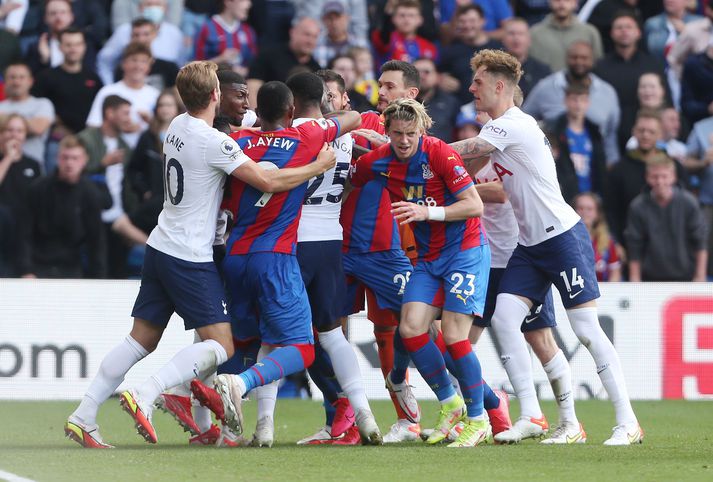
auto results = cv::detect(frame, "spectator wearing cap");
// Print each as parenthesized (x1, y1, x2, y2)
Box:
(414, 57, 459, 142)
(97, 0, 184, 86)
(439, 4, 502, 104)
(314, 1, 368, 68)
(501, 17, 551, 100)
(293, 0, 368, 48)
(194, 0, 257, 77)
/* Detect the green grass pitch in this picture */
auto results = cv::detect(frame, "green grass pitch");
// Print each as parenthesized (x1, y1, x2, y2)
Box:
(0, 399, 711, 481)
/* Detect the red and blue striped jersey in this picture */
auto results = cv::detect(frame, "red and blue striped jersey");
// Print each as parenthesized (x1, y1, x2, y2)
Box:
(223, 118, 341, 255)
(194, 16, 258, 67)
(350, 136, 486, 262)
(340, 180, 401, 254)
(371, 31, 439, 68)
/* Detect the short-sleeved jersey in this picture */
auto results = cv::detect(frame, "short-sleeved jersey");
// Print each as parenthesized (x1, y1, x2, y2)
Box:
(474, 162, 519, 269)
(351, 136, 486, 262)
(371, 31, 439, 67)
(477, 107, 580, 247)
(294, 117, 351, 242)
(353, 111, 385, 150)
(341, 179, 401, 254)
(223, 118, 341, 255)
(147, 113, 250, 262)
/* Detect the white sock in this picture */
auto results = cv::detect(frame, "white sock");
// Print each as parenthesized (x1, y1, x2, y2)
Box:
(319, 326, 370, 412)
(491, 294, 543, 420)
(542, 350, 578, 425)
(167, 332, 204, 397)
(72, 335, 148, 425)
(193, 371, 215, 432)
(567, 307, 637, 426)
(255, 345, 278, 420)
(136, 339, 228, 410)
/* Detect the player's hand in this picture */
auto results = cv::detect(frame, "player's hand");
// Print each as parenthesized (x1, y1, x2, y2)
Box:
(391, 201, 428, 225)
(315, 143, 336, 173)
(352, 129, 388, 147)
(102, 149, 125, 167)
(38, 32, 50, 63)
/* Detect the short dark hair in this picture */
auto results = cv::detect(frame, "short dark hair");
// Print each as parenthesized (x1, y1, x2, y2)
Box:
(565, 79, 590, 96)
(286, 71, 325, 109)
(394, 0, 421, 12)
(257, 81, 294, 123)
(217, 69, 246, 86)
(131, 17, 156, 30)
(4, 61, 32, 78)
(102, 94, 131, 117)
(58, 26, 84, 42)
(121, 41, 152, 61)
(454, 4, 484, 19)
(612, 10, 641, 29)
(381, 60, 420, 89)
(316, 69, 345, 94)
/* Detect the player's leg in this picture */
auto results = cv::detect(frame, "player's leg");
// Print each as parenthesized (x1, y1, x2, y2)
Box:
(251, 344, 278, 448)
(546, 222, 640, 445)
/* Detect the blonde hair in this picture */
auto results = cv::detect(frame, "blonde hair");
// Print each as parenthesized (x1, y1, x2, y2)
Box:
(470, 49, 523, 86)
(175, 61, 219, 113)
(382, 98, 433, 133)
(0, 113, 29, 133)
(59, 134, 87, 154)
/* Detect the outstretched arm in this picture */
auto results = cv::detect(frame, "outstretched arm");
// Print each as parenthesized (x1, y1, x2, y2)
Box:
(475, 180, 506, 204)
(449, 137, 497, 172)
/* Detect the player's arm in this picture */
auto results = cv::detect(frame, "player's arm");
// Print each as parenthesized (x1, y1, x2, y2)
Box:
(324, 110, 362, 135)
(449, 137, 497, 173)
(392, 185, 483, 225)
(230, 143, 336, 193)
(351, 128, 389, 148)
(475, 180, 506, 204)
(352, 143, 371, 159)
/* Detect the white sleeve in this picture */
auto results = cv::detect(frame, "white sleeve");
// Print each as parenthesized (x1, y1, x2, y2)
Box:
(4, 0, 28, 33)
(86, 88, 106, 127)
(206, 132, 251, 174)
(477, 117, 519, 152)
(241, 110, 257, 128)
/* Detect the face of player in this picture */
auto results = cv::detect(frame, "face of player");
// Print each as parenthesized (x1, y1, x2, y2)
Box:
(469, 66, 498, 114)
(633, 117, 662, 153)
(564, 93, 589, 119)
(131, 24, 157, 46)
(550, 0, 577, 21)
(57, 146, 88, 184)
(45, 0, 73, 34)
(393, 7, 422, 35)
(219, 83, 249, 125)
(325, 80, 349, 111)
(502, 20, 530, 59)
(574, 194, 598, 228)
(611, 16, 641, 49)
(637, 73, 665, 109)
(377, 70, 416, 112)
(455, 9, 483, 43)
(3, 65, 33, 99)
(646, 164, 676, 199)
(331, 57, 356, 89)
(0, 117, 27, 151)
(566, 43, 593, 78)
(387, 119, 423, 161)
(59, 32, 86, 64)
(227, 0, 252, 21)
(121, 53, 152, 83)
(156, 93, 179, 124)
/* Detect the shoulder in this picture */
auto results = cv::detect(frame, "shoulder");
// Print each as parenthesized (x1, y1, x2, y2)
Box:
(678, 188, 701, 207)
(628, 193, 649, 211)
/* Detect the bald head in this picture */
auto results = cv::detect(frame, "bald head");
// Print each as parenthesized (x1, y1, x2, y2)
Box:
(290, 17, 320, 56)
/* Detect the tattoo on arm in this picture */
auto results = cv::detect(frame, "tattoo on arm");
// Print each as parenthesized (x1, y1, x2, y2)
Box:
(449, 138, 496, 167)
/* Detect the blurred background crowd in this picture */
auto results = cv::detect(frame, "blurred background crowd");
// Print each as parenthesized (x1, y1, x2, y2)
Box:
(0, 0, 710, 282)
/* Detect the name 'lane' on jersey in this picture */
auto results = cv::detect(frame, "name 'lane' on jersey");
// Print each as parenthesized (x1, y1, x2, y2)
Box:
(223, 119, 340, 255)
(351, 136, 486, 262)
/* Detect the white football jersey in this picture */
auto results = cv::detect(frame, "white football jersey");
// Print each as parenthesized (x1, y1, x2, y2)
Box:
(293, 117, 350, 242)
(477, 107, 580, 246)
(147, 113, 251, 262)
(473, 162, 519, 269)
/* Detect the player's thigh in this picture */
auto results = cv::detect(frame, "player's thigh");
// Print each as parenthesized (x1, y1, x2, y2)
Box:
(499, 244, 552, 306)
(251, 253, 314, 346)
(537, 222, 601, 309)
(440, 245, 491, 318)
(222, 254, 261, 340)
(346, 250, 413, 313)
(477, 267, 505, 330)
(441, 309, 477, 344)
(520, 287, 557, 333)
(400, 301, 441, 338)
(131, 245, 178, 331)
(300, 241, 347, 332)
(402, 261, 444, 312)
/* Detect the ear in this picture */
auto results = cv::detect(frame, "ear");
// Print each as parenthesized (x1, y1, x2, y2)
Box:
(408, 87, 419, 100)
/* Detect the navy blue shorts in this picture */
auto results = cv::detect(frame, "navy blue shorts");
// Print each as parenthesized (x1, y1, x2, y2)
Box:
(476, 268, 557, 332)
(297, 240, 348, 331)
(342, 249, 413, 315)
(132, 245, 230, 330)
(222, 252, 313, 346)
(499, 221, 600, 309)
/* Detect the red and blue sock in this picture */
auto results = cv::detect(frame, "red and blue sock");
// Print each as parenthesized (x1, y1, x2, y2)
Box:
(402, 333, 455, 401)
(390, 330, 411, 385)
(239, 344, 315, 393)
(447, 340, 484, 418)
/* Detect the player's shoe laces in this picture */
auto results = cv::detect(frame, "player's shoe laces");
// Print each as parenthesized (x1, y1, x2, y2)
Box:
(213, 374, 244, 435)
(189, 424, 221, 445)
(487, 389, 512, 436)
(493, 414, 549, 444)
(155, 393, 200, 436)
(297, 426, 332, 445)
(355, 409, 383, 445)
(383, 419, 421, 443)
(190, 378, 225, 421)
(425, 396, 467, 445)
(603, 423, 644, 446)
(386, 373, 421, 423)
(216, 424, 249, 447)
(541, 422, 586, 444)
(64, 416, 113, 449)
(447, 418, 492, 448)
(331, 397, 355, 438)
(119, 390, 157, 443)
(250, 416, 274, 448)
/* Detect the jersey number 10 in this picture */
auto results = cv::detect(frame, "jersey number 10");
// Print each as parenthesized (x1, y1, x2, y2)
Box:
(163, 154, 184, 205)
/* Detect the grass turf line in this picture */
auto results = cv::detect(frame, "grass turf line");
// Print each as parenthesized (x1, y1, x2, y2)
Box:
(0, 400, 711, 481)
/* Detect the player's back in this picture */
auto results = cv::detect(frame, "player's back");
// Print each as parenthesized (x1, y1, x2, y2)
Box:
(341, 179, 401, 254)
(224, 118, 340, 255)
(478, 107, 580, 247)
(148, 112, 247, 262)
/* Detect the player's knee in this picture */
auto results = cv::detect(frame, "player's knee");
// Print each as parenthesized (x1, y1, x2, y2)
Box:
(398, 322, 424, 339)
(469, 325, 484, 344)
(525, 329, 558, 363)
(296, 343, 316, 368)
(130, 318, 163, 353)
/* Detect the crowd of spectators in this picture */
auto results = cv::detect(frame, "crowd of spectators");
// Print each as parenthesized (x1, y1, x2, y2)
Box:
(0, 0, 711, 282)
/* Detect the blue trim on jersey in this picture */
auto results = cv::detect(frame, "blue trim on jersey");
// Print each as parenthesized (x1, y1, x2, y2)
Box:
(452, 181, 474, 196)
(332, 117, 342, 139)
